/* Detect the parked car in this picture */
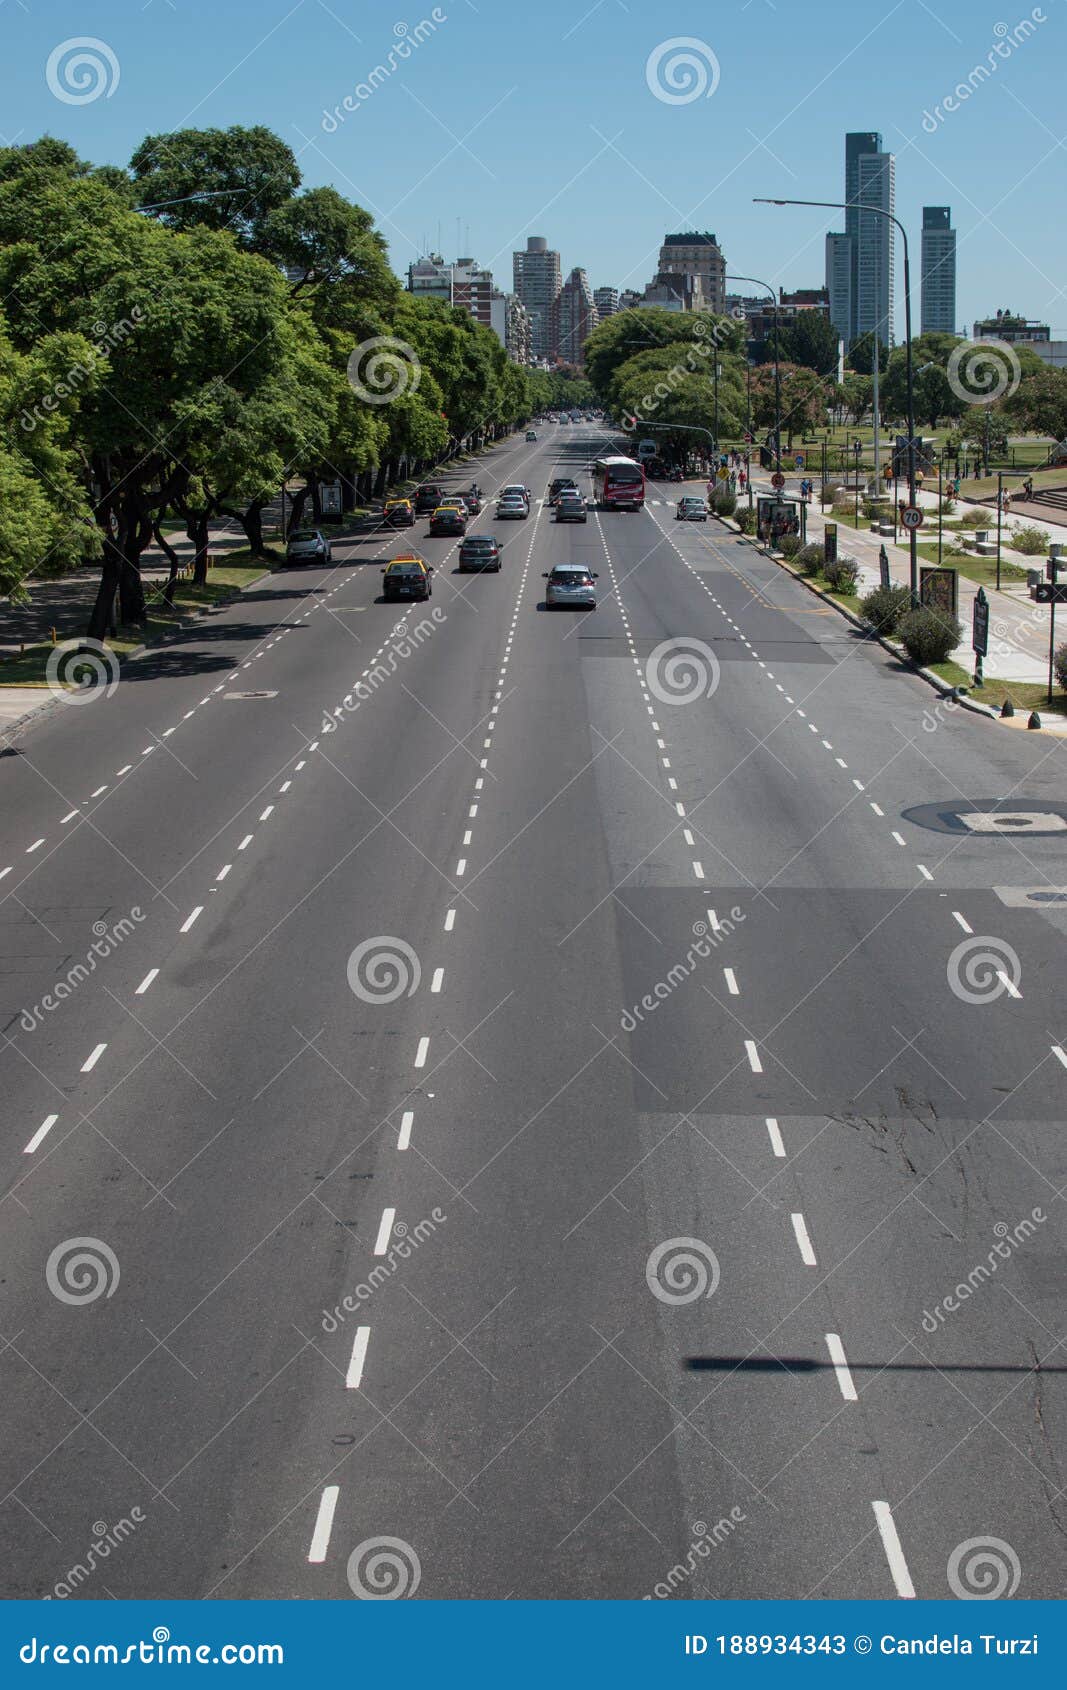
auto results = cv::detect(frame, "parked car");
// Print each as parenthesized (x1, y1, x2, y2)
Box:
(430, 504, 467, 536)
(458, 534, 501, 572)
(544, 564, 598, 608)
(383, 498, 415, 527)
(382, 554, 433, 601)
(555, 492, 587, 523)
(286, 528, 332, 565)
(414, 482, 446, 514)
(676, 496, 708, 522)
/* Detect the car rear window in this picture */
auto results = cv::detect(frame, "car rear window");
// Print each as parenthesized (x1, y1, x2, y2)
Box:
(290, 530, 316, 541)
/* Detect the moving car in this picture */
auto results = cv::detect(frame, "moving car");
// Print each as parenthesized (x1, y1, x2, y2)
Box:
(501, 483, 531, 508)
(676, 496, 708, 522)
(430, 504, 468, 536)
(383, 497, 415, 527)
(525, 430, 537, 442)
(458, 534, 501, 572)
(286, 528, 332, 565)
(382, 553, 433, 601)
(496, 494, 528, 520)
(548, 477, 578, 505)
(543, 564, 598, 609)
(555, 491, 587, 523)
(414, 481, 446, 514)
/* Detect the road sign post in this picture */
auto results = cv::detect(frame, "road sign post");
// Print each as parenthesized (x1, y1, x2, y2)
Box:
(973, 584, 989, 689)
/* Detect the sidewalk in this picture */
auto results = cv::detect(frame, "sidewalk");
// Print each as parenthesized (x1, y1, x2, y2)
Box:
(751, 474, 1054, 684)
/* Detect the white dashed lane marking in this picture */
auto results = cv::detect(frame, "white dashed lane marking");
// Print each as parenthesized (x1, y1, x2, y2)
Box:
(24, 1114, 59, 1155)
(307, 1487, 339, 1564)
(791, 1212, 817, 1265)
(345, 1326, 371, 1389)
(80, 1043, 107, 1073)
(765, 1117, 785, 1157)
(871, 1500, 917, 1599)
(135, 969, 159, 995)
(825, 1332, 858, 1401)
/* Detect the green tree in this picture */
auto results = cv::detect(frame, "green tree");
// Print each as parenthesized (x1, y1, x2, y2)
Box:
(130, 126, 301, 251)
(1003, 366, 1067, 440)
(778, 311, 839, 375)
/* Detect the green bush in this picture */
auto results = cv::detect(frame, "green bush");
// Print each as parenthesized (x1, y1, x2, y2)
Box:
(898, 606, 963, 667)
(1009, 524, 1049, 556)
(860, 583, 912, 636)
(735, 507, 756, 534)
(778, 533, 801, 558)
(821, 481, 843, 506)
(796, 542, 825, 576)
(712, 487, 737, 518)
(1055, 643, 1067, 692)
(823, 556, 860, 594)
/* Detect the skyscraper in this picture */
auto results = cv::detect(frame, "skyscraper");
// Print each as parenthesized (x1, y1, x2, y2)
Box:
(594, 286, 620, 319)
(921, 207, 957, 334)
(513, 236, 561, 362)
(824, 133, 895, 348)
(657, 232, 726, 312)
(550, 268, 598, 365)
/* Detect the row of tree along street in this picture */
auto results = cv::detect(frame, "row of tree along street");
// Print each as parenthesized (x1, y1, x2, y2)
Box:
(0, 127, 591, 639)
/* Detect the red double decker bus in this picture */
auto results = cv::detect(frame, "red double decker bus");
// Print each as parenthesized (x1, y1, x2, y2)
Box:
(592, 455, 645, 511)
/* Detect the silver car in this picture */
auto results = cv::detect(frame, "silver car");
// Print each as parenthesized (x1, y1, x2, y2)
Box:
(497, 495, 529, 520)
(544, 564, 598, 609)
(286, 527, 333, 565)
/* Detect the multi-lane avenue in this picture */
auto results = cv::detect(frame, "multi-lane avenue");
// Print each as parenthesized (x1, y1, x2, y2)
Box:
(1, 424, 1065, 1601)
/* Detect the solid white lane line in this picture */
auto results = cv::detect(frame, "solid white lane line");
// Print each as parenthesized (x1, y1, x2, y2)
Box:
(952, 911, 972, 933)
(765, 1117, 785, 1157)
(346, 1326, 371, 1389)
(373, 1208, 395, 1255)
(259, 806, 274, 820)
(398, 1110, 414, 1150)
(724, 968, 739, 994)
(414, 1036, 429, 1068)
(744, 1039, 762, 1073)
(431, 968, 444, 993)
(308, 1487, 340, 1563)
(216, 864, 231, 881)
(180, 907, 203, 933)
(81, 1043, 107, 1073)
(135, 969, 159, 995)
(997, 972, 1021, 999)
(444, 909, 456, 932)
(791, 1212, 817, 1265)
(871, 1500, 916, 1599)
(26, 839, 45, 853)
(24, 1114, 59, 1155)
(891, 831, 906, 846)
(825, 1332, 858, 1401)
(238, 834, 254, 850)
(60, 811, 78, 824)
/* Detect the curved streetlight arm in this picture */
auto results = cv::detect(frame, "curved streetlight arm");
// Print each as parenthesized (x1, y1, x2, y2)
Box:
(755, 195, 919, 603)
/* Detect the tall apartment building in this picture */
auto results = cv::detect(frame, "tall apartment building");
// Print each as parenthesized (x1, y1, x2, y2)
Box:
(920, 207, 957, 334)
(513, 236, 562, 361)
(407, 254, 494, 325)
(825, 133, 895, 348)
(489, 290, 532, 364)
(656, 231, 726, 312)
(594, 286, 620, 319)
(550, 267, 598, 365)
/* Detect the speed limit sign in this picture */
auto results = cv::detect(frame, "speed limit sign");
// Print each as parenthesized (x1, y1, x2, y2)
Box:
(771, 472, 785, 489)
(901, 505, 924, 530)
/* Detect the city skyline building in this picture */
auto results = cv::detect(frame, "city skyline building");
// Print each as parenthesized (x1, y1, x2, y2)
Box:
(920, 206, 957, 334)
(513, 235, 562, 361)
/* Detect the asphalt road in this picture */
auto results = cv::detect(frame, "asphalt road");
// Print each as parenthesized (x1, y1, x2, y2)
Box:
(1, 424, 1065, 1602)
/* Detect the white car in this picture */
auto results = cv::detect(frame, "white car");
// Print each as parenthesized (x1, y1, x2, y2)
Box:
(496, 495, 529, 520)
(286, 527, 333, 565)
(501, 483, 531, 507)
(544, 564, 598, 608)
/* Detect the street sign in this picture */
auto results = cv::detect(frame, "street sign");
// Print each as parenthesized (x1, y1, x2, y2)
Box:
(321, 482, 342, 515)
(972, 586, 989, 655)
(824, 523, 838, 566)
(921, 566, 958, 620)
(717, 466, 730, 481)
(879, 545, 891, 591)
(901, 505, 924, 530)
(771, 472, 785, 489)
(1034, 581, 1067, 605)
(794, 454, 805, 469)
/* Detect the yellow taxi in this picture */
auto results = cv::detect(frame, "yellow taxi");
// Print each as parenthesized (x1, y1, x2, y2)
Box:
(384, 496, 415, 528)
(381, 551, 433, 602)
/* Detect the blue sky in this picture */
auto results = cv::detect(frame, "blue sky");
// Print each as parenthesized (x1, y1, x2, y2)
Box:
(2, 0, 1063, 336)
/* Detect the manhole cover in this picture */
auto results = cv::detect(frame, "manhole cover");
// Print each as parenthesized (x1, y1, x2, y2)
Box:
(224, 690, 278, 700)
(902, 799, 1067, 837)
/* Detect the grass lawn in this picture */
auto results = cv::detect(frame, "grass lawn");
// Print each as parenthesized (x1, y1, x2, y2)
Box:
(0, 634, 144, 687)
(967, 677, 1067, 719)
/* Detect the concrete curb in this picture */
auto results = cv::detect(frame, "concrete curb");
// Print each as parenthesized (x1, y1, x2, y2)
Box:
(711, 513, 1003, 724)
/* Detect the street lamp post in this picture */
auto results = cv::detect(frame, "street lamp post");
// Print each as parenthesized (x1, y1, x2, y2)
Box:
(726, 274, 781, 485)
(755, 196, 919, 604)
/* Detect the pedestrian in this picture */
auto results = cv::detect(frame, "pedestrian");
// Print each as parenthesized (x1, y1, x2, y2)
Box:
(729, 470, 737, 493)
(738, 467, 747, 492)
